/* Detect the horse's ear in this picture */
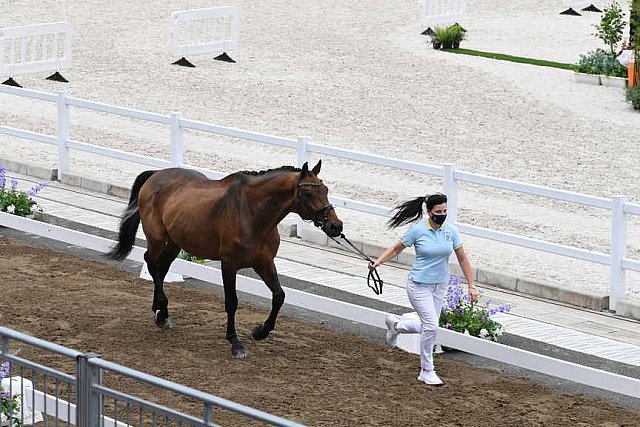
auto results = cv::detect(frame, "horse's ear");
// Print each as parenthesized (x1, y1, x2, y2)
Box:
(311, 159, 322, 175)
(300, 162, 309, 178)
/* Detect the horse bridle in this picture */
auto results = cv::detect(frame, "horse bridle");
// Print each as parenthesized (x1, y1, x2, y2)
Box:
(296, 180, 384, 295)
(296, 181, 335, 228)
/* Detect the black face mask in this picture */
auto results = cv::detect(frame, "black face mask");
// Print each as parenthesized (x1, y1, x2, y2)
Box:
(430, 213, 447, 225)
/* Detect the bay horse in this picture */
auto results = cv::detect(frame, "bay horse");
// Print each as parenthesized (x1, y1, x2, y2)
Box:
(107, 161, 342, 358)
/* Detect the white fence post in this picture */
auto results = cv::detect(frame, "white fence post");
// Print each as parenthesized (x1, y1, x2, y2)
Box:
(295, 136, 311, 236)
(56, 91, 70, 179)
(170, 112, 183, 167)
(442, 163, 458, 225)
(610, 195, 628, 311)
(296, 136, 310, 167)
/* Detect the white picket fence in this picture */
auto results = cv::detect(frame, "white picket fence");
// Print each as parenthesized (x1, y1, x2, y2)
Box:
(1, 211, 639, 400)
(0, 22, 73, 79)
(169, 7, 239, 59)
(420, 0, 468, 30)
(1, 84, 640, 311)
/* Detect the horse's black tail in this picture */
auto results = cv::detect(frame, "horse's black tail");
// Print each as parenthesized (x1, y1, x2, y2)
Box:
(107, 170, 156, 260)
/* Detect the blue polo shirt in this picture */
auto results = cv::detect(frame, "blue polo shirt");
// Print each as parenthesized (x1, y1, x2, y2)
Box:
(400, 220, 462, 284)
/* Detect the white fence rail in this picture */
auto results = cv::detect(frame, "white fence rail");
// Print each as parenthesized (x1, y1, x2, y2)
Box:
(169, 7, 239, 58)
(1, 212, 639, 400)
(0, 22, 73, 78)
(1, 85, 640, 311)
(420, 0, 468, 30)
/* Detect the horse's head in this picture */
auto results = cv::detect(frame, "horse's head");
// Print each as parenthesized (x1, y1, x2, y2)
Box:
(295, 160, 343, 237)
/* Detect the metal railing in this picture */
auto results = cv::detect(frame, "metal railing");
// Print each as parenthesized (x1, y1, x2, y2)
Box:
(1, 85, 639, 310)
(0, 327, 304, 427)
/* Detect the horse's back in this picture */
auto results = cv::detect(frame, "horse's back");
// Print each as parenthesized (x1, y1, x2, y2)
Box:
(137, 168, 241, 258)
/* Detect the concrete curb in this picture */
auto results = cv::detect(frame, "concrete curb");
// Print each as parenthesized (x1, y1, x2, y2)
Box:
(1, 158, 631, 315)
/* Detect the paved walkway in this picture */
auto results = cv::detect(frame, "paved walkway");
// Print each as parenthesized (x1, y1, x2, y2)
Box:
(5, 171, 640, 370)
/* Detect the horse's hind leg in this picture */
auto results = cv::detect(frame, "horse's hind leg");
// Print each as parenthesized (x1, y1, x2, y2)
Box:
(146, 238, 180, 329)
(221, 262, 246, 358)
(251, 261, 285, 341)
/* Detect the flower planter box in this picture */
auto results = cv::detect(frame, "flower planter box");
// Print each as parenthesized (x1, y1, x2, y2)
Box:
(601, 75, 628, 88)
(573, 72, 601, 85)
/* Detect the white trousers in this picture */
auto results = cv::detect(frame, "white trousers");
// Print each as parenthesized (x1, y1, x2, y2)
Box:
(396, 279, 448, 370)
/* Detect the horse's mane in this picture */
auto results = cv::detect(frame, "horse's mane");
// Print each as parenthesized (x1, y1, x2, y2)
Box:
(234, 165, 301, 177)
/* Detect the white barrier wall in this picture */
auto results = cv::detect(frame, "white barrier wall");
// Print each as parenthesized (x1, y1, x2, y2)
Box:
(0, 22, 73, 78)
(169, 6, 239, 58)
(420, 0, 468, 30)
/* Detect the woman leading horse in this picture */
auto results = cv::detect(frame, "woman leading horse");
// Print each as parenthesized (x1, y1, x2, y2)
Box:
(108, 160, 342, 358)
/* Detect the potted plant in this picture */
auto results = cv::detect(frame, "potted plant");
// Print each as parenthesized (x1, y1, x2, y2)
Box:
(430, 24, 466, 50)
(439, 275, 511, 343)
(574, 50, 604, 85)
(1, 362, 22, 427)
(0, 166, 48, 218)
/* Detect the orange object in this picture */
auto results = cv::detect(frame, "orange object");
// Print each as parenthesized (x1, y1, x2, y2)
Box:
(630, 60, 636, 87)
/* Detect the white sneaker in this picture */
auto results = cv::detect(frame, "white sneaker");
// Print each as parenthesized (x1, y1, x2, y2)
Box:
(384, 314, 401, 347)
(417, 369, 444, 386)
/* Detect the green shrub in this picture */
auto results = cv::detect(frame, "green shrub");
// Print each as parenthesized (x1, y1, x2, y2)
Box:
(630, 0, 639, 46)
(576, 49, 628, 76)
(178, 249, 206, 264)
(431, 24, 466, 49)
(626, 86, 640, 110)
(594, 1, 626, 54)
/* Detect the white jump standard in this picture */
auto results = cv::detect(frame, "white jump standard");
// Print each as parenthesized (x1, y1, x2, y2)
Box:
(169, 6, 239, 67)
(0, 22, 73, 87)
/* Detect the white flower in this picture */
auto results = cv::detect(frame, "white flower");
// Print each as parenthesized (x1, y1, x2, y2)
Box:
(479, 328, 489, 338)
(463, 330, 470, 336)
(6, 205, 14, 214)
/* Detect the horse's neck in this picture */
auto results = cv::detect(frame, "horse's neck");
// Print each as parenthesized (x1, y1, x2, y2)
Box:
(243, 174, 297, 231)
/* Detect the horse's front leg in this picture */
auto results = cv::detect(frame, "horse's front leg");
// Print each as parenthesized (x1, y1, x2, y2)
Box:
(221, 262, 246, 358)
(252, 260, 285, 341)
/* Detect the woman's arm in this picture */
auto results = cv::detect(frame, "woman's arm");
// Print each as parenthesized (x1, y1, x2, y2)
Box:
(454, 246, 478, 302)
(370, 241, 405, 269)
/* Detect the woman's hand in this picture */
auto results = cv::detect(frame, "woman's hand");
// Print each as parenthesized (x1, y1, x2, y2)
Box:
(368, 260, 378, 270)
(468, 284, 479, 303)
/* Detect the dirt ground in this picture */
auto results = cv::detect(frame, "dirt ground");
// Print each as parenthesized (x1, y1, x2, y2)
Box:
(0, 236, 639, 427)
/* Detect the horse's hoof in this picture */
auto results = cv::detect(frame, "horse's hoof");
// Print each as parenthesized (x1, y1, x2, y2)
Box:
(154, 310, 173, 330)
(231, 344, 247, 359)
(251, 325, 270, 341)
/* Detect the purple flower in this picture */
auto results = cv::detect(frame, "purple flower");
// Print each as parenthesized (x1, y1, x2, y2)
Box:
(445, 323, 452, 329)
(10, 178, 18, 190)
(0, 166, 5, 188)
(28, 182, 48, 197)
(0, 361, 9, 381)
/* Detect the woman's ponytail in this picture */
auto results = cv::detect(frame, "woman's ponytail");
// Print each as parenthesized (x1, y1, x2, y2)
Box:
(386, 196, 426, 229)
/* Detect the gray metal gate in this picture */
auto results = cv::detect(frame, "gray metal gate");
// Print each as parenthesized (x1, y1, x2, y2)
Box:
(0, 327, 305, 427)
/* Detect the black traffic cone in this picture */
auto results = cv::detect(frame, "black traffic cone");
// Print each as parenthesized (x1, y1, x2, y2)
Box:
(2, 77, 22, 87)
(214, 52, 235, 63)
(421, 27, 434, 36)
(560, 8, 581, 16)
(172, 57, 196, 67)
(582, 4, 602, 12)
(46, 71, 69, 83)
